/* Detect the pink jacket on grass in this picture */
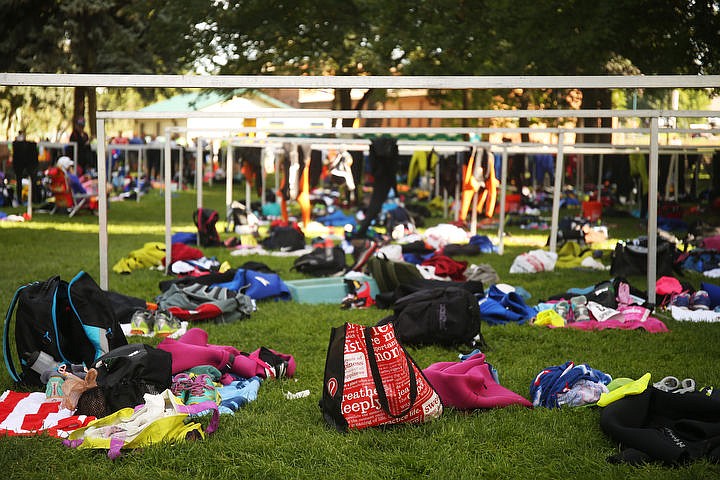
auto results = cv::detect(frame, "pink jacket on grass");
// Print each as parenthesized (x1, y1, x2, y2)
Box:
(700, 235, 720, 250)
(423, 353, 532, 410)
(157, 328, 294, 379)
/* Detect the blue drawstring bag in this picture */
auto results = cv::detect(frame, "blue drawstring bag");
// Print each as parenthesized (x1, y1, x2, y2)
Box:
(213, 269, 290, 301)
(478, 284, 536, 325)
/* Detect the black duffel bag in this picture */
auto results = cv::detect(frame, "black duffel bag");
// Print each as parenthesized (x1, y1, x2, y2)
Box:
(610, 236, 679, 278)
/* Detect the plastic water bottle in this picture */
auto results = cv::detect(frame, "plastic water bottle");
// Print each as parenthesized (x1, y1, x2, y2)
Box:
(25, 351, 60, 376)
(324, 237, 334, 261)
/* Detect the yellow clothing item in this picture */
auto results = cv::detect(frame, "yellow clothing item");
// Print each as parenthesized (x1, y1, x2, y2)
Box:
(112, 242, 165, 274)
(534, 309, 566, 327)
(407, 150, 439, 188)
(629, 152, 649, 191)
(596, 373, 651, 407)
(554, 241, 595, 269)
(68, 390, 210, 458)
(459, 148, 483, 221)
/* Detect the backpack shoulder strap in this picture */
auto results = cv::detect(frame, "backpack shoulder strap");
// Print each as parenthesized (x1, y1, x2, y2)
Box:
(367, 256, 390, 293)
(3, 283, 32, 382)
(67, 271, 126, 362)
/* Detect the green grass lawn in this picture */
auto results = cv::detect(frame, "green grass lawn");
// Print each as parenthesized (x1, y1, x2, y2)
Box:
(1, 185, 719, 479)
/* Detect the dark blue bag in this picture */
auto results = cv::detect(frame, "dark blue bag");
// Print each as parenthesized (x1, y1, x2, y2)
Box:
(478, 285, 536, 326)
(212, 269, 291, 301)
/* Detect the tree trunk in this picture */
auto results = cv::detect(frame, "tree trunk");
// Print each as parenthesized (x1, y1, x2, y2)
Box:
(87, 88, 97, 138)
(518, 92, 530, 143)
(462, 90, 470, 128)
(580, 88, 612, 145)
(73, 86, 86, 125)
(335, 88, 354, 127)
(576, 88, 613, 190)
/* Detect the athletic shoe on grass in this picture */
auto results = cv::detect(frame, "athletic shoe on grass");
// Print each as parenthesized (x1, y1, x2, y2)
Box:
(570, 295, 591, 322)
(130, 309, 153, 335)
(186, 373, 219, 405)
(554, 300, 571, 323)
(153, 310, 181, 338)
(671, 292, 691, 309)
(690, 290, 711, 310)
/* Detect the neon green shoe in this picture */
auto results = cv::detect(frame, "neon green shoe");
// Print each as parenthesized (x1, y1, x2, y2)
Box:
(153, 310, 180, 338)
(130, 309, 153, 335)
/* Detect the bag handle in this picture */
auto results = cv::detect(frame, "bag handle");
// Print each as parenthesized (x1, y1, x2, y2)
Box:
(175, 400, 220, 434)
(3, 283, 33, 383)
(363, 326, 418, 419)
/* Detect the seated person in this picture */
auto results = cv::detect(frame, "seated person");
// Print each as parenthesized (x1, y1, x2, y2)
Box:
(57, 156, 87, 195)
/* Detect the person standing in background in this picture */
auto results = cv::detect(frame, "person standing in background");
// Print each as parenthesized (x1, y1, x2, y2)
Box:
(69, 117, 92, 175)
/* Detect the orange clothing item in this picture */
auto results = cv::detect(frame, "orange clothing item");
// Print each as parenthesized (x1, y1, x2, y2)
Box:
(297, 161, 311, 227)
(459, 148, 482, 221)
(477, 150, 499, 218)
(459, 148, 500, 221)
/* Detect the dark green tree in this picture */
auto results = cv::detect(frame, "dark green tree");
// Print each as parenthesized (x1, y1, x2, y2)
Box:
(198, 0, 411, 124)
(0, 0, 211, 135)
(199, 1, 719, 130)
(388, 0, 720, 139)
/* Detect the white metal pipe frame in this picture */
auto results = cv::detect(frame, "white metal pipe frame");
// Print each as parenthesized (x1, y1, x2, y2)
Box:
(3, 73, 720, 306)
(97, 111, 720, 306)
(3, 73, 720, 89)
(99, 120, 720, 288)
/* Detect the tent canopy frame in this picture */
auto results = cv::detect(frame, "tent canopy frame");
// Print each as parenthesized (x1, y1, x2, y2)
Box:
(3, 73, 718, 304)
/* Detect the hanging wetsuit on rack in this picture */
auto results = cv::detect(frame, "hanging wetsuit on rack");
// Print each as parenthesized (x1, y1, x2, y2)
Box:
(459, 146, 483, 222)
(309, 149, 323, 189)
(476, 148, 499, 218)
(629, 152, 648, 218)
(437, 153, 459, 196)
(297, 144, 312, 228)
(355, 137, 398, 238)
(11, 140, 39, 205)
(238, 146, 263, 196)
(277, 143, 294, 223)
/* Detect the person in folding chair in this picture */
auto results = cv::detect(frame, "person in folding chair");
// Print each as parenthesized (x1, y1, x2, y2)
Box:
(45, 156, 96, 216)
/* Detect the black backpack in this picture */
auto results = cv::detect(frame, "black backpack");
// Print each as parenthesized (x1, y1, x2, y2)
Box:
(610, 236, 680, 278)
(261, 225, 306, 251)
(292, 246, 347, 276)
(365, 255, 424, 293)
(3, 271, 128, 387)
(377, 286, 485, 348)
(92, 343, 173, 414)
(194, 208, 223, 247)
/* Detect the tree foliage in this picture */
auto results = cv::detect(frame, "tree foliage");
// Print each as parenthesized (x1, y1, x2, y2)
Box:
(196, 1, 719, 115)
(0, 0, 211, 134)
(1, 0, 718, 139)
(0, 86, 73, 140)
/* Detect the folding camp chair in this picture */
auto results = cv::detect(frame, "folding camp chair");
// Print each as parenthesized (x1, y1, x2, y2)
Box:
(45, 166, 97, 217)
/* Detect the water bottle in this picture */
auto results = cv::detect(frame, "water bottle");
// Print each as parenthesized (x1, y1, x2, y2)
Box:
(324, 238, 334, 261)
(24, 351, 60, 375)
